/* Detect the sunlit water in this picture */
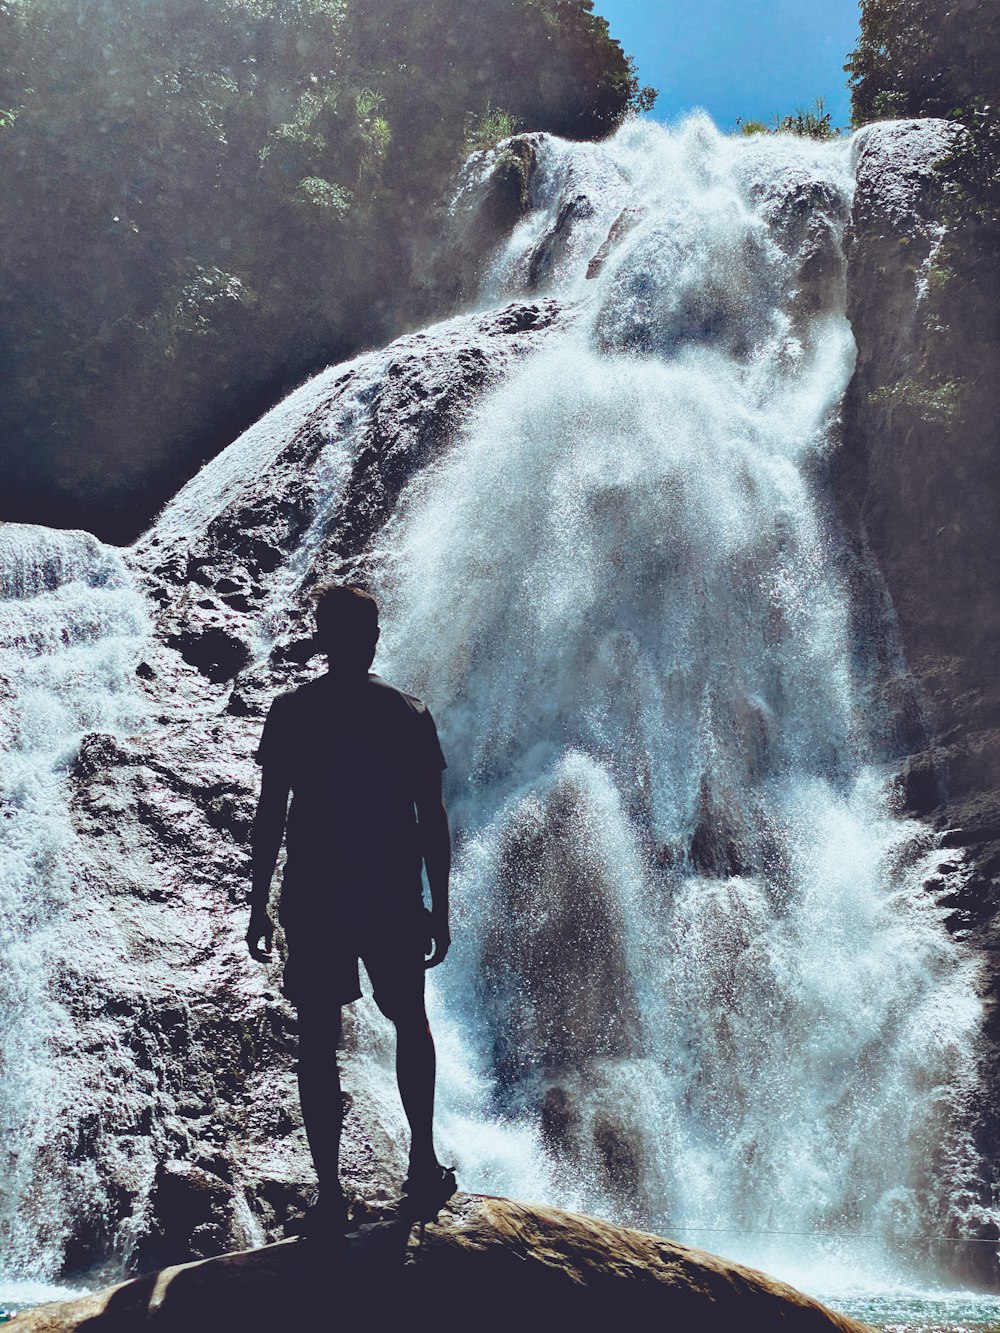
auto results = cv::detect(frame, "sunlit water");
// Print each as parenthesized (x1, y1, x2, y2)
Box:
(0, 115, 996, 1307)
(373, 117, 994, 1294)
(0, 525, 150, 1283)
(831, 1292, 1000, 1331)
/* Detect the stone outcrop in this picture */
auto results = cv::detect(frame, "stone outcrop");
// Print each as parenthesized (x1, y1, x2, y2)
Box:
(839, 118, 1000, 815)
(14, 1195, 870, 1333)
(835, 117, 1000, 1234)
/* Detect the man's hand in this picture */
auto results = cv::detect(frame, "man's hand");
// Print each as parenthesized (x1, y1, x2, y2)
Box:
(425, 913, 451, 969)
(247, 910, 274, 961)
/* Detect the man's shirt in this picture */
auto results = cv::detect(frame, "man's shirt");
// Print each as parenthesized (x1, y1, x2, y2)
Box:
(255, 671, 446, 928)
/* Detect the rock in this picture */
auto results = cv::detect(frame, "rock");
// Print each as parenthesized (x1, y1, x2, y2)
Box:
(586, 205, 644, 279)
(135, 1161, 244, 1270)
(838, 118, 1000, 806)
(422, 135, 542, 307)
(835, 116, 1000, 1235)
(165, 626, 250, 683)
(526, 192, 596, 288)
(0, 296, 571, 1280)
(14, 1195, 868, 1333)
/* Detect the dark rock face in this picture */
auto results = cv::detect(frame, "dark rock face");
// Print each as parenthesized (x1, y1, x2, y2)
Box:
(839, 120, 1000, 809)
(15, 1194, 869, 1333)
(420, 136, 543, 311)
(835, 117, 1000, 1222)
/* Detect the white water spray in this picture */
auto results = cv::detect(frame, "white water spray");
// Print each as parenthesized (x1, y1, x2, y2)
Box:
(0, 525, 149, 1284)
(374, 118, 985, 1291)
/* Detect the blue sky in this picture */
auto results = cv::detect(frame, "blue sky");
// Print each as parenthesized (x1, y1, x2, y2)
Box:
(598, 0, 861, 133)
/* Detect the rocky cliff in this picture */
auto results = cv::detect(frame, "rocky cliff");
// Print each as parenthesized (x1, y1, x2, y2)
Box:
(835, 118, 1000, 1222)
(3, 298, 569, 1282)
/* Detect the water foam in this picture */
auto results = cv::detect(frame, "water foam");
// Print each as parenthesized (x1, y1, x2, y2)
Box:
(0, 525, 150, 1282)
(371, 118, 987, 1290)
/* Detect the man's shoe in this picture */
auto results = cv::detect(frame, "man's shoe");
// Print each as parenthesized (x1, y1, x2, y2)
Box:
(296, 1190, 351, 1244)
(400, 1163, 457, 1215)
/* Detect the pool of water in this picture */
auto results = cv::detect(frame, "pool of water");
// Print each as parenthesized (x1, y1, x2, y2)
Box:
(0, 1279, 87, 1318)
(827, 1294, 1000, 1331)
(4, 1280, 1000, 1329)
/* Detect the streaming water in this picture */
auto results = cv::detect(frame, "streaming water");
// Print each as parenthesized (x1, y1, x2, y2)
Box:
(372, 117, 991, 1294)
(0, 526, 150, 1283)
(0, 114, 994, 1311)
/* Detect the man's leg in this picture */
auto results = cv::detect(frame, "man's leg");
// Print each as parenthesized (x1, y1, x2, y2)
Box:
(392, 1002, 438, 1175)
(296, 1006, 345, 1195)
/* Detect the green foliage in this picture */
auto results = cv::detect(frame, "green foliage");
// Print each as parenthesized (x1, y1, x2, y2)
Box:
(466, 103, 523, 153)
(354, 87, 384, 118)
(869, 376, 966, 424)
(0, 0, 648, 537)
(735, 101, 842, 141)
(295, 176, 354, 215)
(846, 0, 997, 128)
(937, 100, 1000, 233)
(774, 98, 840, 140)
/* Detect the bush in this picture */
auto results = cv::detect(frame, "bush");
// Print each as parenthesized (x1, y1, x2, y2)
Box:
(735, 100, 842, 140)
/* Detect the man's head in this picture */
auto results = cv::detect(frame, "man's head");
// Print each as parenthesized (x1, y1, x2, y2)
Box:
(314, 584, 379, 671)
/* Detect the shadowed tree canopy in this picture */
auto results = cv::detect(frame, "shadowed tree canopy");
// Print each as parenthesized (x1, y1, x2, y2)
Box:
(0, 0, 653, 540)
(846, 0, 997, 125)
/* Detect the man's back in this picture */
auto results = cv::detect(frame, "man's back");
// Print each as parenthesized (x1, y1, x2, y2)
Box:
(256, 671, 446, 926)
(247, 584, 454, 1227)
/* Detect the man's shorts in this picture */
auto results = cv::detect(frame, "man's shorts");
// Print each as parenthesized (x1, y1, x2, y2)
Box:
(282, 903, 431, 1016)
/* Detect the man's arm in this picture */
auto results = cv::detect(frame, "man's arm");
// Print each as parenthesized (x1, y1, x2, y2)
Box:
(415, 766, 451, 968)
(247, 766, 291, 960)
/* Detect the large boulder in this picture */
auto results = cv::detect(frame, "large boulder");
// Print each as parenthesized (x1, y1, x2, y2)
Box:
(14, 1194, 869, 1333)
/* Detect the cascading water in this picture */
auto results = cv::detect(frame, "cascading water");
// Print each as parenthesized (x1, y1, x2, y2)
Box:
(371, 117, 987, 1292)
(0, 112, 993, 1313)
(0, 525, 150, 1297)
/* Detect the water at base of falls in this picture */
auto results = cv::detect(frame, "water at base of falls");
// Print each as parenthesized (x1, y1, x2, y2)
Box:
(371, 116, 991, 1294)
(831, 1293, 1000, 1332)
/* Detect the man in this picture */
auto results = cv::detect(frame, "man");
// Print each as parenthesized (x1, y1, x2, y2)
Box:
(246, 583, 454, 1236)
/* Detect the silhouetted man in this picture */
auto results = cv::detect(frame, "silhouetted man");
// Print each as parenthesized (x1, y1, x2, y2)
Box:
(247, 584, 454, 1236)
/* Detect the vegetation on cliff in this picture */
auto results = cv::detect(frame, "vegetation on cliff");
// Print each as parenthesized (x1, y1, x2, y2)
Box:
(0, 0, 653, 540)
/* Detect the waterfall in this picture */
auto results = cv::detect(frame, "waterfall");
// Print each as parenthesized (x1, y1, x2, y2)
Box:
(0, 526, 150, 1285)
(372, 117, 985, 1291)
(0, 114, 990, 1299)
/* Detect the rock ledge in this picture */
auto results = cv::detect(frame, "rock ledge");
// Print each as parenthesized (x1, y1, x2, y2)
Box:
(17, 1194, 869, 1332)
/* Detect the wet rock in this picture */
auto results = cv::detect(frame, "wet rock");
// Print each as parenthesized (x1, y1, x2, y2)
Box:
(30, 295, 573, 1278)
(165, 627, 250, 683)
(17, 1195, 869, 1333)
(527, 192, 595, 288)
(423, 135, 542, 305)
(837, 118, 1000, 811)
(586, 205, 644, 279)
(479, 136, 538, 235)
(834, 120, 1000, 1208)
(135, 1161, 243, 1270)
